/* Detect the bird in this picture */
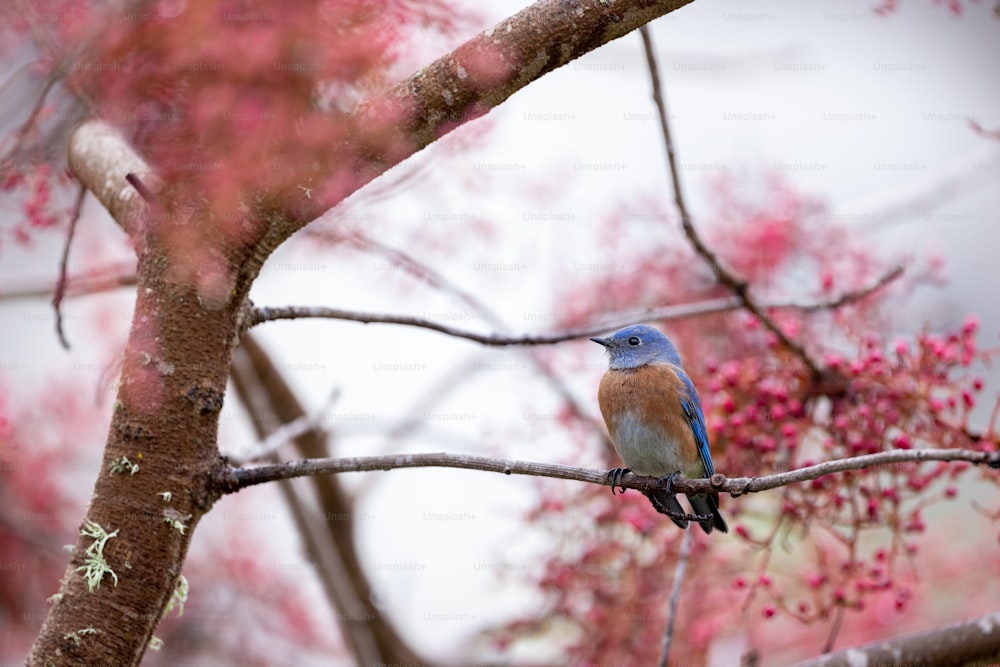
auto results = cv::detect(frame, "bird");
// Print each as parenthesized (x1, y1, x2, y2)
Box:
(591, 324, 727, 534)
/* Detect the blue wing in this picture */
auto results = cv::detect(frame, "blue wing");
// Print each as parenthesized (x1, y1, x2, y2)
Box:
(677, 370, 715, 477)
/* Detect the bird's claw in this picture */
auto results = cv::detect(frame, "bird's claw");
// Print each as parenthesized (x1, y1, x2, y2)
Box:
(607, 467, 632, 495)
(658, 471, 681, 494)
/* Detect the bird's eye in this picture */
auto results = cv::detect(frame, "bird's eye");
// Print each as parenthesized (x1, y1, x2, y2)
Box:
(627, 336, 641, 346)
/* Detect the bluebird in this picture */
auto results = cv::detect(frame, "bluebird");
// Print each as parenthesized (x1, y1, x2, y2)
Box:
(592, 325, 727, 534)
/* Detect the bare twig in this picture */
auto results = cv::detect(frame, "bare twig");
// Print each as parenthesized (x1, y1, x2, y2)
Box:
(216, 447, 999, 495)
(335, 230, 495, 320)
(638, 26, 825, 378)
(659, 527, 692, 667)
(796, 266, 903, 312)
(0, 59, 68, 164)
(224, 388, 341, 465)
(969, 118, 1000, 141)
(0, 266, 136, 302)
(822, 605, 845, 654)
(248, 303, 730, 345)
(52, 184, 87, 349)
(331, 231, 615, 438)
(248, 267, 904, 348)
(125, 173, 156, 203)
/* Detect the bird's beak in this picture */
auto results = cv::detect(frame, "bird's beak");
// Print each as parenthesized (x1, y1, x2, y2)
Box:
(590, 336, 612, 348)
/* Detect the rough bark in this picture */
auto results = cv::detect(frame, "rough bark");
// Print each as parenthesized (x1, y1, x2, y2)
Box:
(26, 234, 256, 665)
(28, 122, 276, 665)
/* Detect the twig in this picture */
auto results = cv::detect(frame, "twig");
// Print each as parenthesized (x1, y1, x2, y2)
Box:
(125, 173, 156, 203)
(52, 184, 87, 349)
(248, 303, 731, 346)
(968, 119, 1000, 141)
(337, 231, 496, 321)
(340, 231, 615, 436)
(216, 447, 999, 495)
(638, 26, 824, 378)
(224, 388, 341, 465)
(822, 604, 845, 654)
(796, 266, 903, 312)
(0, 60, 68, 164)
(0, 266, 136, 302)
(659, 527, 692, 667)
(247, 268, 904, 347)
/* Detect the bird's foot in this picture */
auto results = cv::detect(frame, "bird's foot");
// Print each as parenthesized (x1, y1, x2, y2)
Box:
(657, 471, 682, 494)
(607, 467, 632, 495)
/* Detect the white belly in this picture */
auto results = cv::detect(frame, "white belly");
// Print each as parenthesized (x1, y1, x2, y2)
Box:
(612, 411, 687, 477)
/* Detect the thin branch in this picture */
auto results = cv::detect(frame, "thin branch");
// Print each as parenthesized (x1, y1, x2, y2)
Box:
(320, 230, 619, 439)
(969, 118, 1000, 141)
(659, 527, 692, 667)
(52, 184, 86, 349)
(125, 173, 156, 203)
(0, 59, 68, 165)
(229, 348, 386, 666)
(215, 447, 999, 495)
(0, 266, 136, 302)
(224, 388, 341, 466)
(248, 266, 904, 347)
(248, 302, 729, 345)
(638, 26, 825, 379)
(822, 605, 845, 654)
(796, 265, 903, 312)
(337, 230, 497, 321)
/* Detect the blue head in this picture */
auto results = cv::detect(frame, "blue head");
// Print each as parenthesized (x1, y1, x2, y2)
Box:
(590, 325, 683, 370)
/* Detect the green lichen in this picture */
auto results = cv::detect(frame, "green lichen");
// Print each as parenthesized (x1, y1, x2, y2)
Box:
(75, 519, 119, 592)
(163, 511, 192, 535)
(164, 574, 189, 618)
(108, 456, 139, 476)
(64, 627, 99, 647)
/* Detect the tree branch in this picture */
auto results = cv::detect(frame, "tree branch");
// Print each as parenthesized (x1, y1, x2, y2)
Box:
(0, 266, 136, 302)
(792, 610, 1000, 667)
(639, 26, 828, 380)
(796, 265, 903, 312)
(282, 0, 698, 227)
(229, 334, 430, 665)
(248, 266, 904, 346)
(215, 447, 998, 496)
(66, 121, 154, 237)
(52, 184, 86, 349)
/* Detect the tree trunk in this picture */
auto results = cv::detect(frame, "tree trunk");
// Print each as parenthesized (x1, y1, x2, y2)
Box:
(27, 240, 252, 665)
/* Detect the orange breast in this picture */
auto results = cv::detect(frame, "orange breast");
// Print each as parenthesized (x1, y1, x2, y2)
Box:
(597, 364, 705, 478)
